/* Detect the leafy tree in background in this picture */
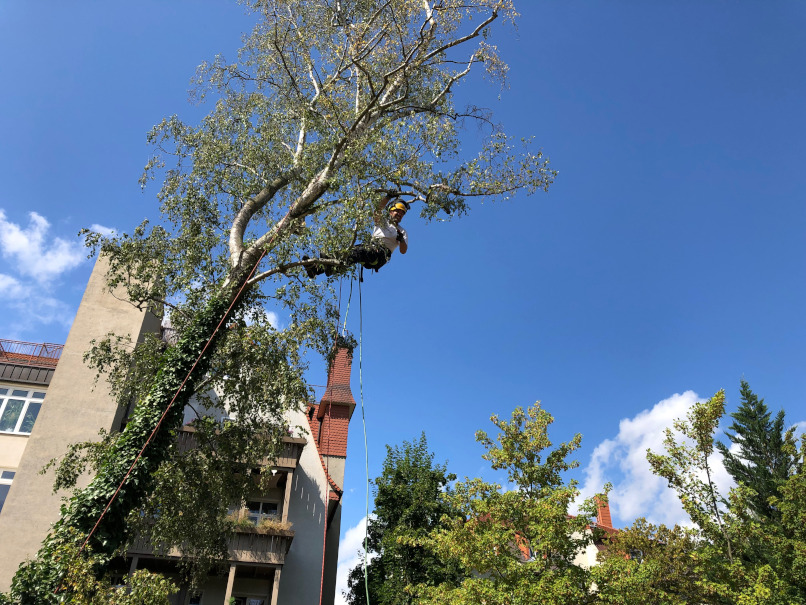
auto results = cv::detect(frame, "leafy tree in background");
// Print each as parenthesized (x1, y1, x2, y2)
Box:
(771, 435, 806, 600)
(592, 520, 706, 605)
(716, 380, 793, 523)
(6, 1, 555, 602)
(413, 403, 604, 605)
(646, 390, 735, 566)
(345, 434, 461, 605)
(597, 388, 806, 605)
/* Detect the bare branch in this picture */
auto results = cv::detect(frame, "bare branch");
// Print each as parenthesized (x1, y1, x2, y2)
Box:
(429, 51, 477, 107)
(422, 5, 500, 63)
(224, 161, 261, 179)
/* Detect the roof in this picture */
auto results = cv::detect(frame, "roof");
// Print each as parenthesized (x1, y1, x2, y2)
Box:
(0, 339, 63, 368)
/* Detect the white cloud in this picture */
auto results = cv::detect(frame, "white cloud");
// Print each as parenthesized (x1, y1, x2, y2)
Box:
(89, 223, 117, 237)
(0, 210, 85, 284)
(791, 421, 806, 440)
(0, 273, 25, 298)
(0, 210, 89, 338)
(579, 391, 734, 529)
(242, 306, 282, 330)
(266, 311, 280, 330)
(0, 272, 75, 337)
(335, 516, 374, 605)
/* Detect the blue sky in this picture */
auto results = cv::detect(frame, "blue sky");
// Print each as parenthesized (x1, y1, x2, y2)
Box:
(2, 2, 805, 601)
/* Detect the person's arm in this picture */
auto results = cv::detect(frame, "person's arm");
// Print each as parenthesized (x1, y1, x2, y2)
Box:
(397, 230, 408, 254)
(373, 195, 391, 226)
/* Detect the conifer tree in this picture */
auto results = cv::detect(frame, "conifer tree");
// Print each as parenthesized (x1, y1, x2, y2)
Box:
(716, 380, 793, 522)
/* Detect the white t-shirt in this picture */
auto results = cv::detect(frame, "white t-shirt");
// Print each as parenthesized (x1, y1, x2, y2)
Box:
(372, 222, 408, 253)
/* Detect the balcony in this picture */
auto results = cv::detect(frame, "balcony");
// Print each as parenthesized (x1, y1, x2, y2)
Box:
(0, 339, 62, 386)
(175, 427, 306, 470)
(125, 428, 303, 568)
(128, 526, 294, 566)
(227, 527, 294, 565)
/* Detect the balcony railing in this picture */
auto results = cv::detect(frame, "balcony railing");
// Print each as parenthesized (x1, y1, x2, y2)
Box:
(0, 339, 63, 367)
(128, 528, 294, 566)
(176, 427, 305, 469)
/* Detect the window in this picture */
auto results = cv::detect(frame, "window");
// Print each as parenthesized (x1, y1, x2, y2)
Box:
(108, 574, 125, 588)
(231, 598, 265, 605)
(0, 469, 14, 514)
(0, 387, 45, 435)
(0, 485, 9, 515)
(245, 500, 279, 525)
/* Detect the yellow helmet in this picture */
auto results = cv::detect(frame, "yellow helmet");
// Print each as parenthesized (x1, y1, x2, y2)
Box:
(388, 200, 409, 214)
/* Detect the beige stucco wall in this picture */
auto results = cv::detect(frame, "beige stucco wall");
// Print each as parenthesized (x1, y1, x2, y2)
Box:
(321, 455, 345, 490)
(0, 257, 160, 591)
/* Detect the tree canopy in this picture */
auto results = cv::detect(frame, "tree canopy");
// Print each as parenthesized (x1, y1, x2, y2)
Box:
(596, 385, 806, 605)
(5, 1, 555, 602)
(413, 403, 604, 605)
(716, 380, 792, 523)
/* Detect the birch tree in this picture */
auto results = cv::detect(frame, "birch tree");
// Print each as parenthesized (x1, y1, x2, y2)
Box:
(6, 1, 555, 602)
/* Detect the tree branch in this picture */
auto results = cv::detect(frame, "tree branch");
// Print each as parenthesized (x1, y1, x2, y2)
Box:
(247, 257, 345, 287)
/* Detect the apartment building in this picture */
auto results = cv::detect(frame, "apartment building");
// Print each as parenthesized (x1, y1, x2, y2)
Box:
(0, 258, 357, 605)
(0, 340, 60, 516)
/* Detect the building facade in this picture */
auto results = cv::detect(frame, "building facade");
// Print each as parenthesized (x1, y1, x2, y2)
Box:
(0, 258, 357, 605)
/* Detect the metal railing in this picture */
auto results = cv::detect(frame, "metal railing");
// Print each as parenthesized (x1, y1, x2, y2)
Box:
(128, 528, 294, 565)
(0, 339, 63, 367)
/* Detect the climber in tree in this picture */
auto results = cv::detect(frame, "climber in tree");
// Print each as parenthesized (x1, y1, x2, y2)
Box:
(304, 193, 409, 277)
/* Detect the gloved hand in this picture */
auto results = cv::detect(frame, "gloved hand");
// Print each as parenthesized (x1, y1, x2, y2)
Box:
(396, 230, 405, 242)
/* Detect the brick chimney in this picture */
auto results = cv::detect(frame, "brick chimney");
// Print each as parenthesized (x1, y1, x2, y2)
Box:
(307, 342, 356, 469)
(317, 344, 356, 420)
(595, 497, 613, 529)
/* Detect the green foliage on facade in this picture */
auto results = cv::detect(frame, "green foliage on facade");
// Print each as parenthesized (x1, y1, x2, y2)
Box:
(0, 529, 177, 605)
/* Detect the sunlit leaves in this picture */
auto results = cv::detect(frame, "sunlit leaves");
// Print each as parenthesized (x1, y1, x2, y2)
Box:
(414, 403, 599, 605)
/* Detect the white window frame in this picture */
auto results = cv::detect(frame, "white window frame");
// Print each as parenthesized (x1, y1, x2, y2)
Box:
(0, 385, 46, 435)
(244, 499, 280, 525)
